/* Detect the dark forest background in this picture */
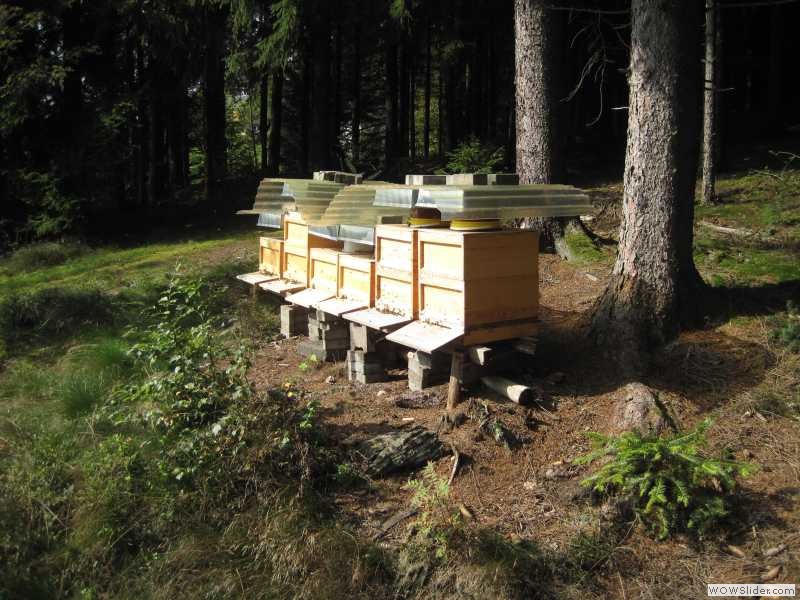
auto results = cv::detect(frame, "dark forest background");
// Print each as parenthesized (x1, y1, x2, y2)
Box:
(1, 0, 798, 248)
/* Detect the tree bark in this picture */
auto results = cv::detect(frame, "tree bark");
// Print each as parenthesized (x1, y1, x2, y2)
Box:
(514, 0, 584, 258)
(267, 70, 283, 177)
(423, 17, 431, 161)
(385, 39, 399, 171)
(399, 41, 410, 160)
(203, 5, 228, 203)
(352, 21, 362, 166)
(701, 0, 718, 205)
(260, 75, 269, 172)
(767, 5, 783, 132)
(591, 0, 705, 374)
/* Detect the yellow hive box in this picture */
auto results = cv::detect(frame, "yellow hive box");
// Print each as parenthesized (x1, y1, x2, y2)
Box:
(259, 237, 283, 277)
(309, 248, 341, 294)
(416, 228, 539, 346)
(281, 216, 342, 286)
(374, 225, 418, 319)
(337, 253, 375, 306)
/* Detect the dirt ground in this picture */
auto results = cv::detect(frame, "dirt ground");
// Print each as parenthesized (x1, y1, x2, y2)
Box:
(247, 252, 800, 599)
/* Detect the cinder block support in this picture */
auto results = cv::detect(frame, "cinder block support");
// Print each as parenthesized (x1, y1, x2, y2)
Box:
(280, 304, 309, 338)
(407, 351, 450, 391)
(301, 310, 350, 361)
(349, 322, 380, 352)
(346, 350, 387, 384)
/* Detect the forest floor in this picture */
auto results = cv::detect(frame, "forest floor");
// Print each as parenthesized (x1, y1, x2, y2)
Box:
(1, 167, 799, 599)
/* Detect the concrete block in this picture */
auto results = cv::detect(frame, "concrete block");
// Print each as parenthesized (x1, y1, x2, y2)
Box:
(349, 322, 378, 352)
(280, 304, 309, 337)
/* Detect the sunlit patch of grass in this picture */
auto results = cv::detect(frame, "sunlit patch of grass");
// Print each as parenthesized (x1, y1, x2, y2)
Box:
(565, 229, 606, 265)
(694, 236, 800, 286)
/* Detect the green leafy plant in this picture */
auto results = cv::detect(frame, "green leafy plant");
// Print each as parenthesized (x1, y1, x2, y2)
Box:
(441, 136, 505, 174)
(576, 419, 756, 539)
(405, 463, 462, 560)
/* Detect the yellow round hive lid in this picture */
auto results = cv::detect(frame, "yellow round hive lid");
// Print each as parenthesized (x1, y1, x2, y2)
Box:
(449, 218, 502, 231)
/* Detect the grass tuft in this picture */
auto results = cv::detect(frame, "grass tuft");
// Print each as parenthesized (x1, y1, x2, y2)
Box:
(1, 241, 88, 274)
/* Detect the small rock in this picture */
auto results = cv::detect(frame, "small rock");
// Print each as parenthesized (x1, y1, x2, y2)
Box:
(376, 390, 387, 398)
(523, 480, 538, 491)
(611, 382, 667, 434)
(325, 375, 336, 384)
(544, 468, 557, 480)
(761, 565, 781, 582)
(763, 543, 787, 558)
(726, 544, 746, 559)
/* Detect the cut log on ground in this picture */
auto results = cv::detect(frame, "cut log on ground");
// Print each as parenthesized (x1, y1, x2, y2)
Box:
(481, 376, 540, 405)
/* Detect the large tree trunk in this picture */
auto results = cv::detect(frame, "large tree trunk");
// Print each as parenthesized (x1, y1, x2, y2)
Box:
(423, 17, 431, 161)
(385, 40, 399, 172)
(352, 24, 362, 166)
(767, 5, 783, 132)
(701, 0, 718, 205)
(514, 0, 587, 259)
(260, 75, 269, 172)
(309, 8, 332, 171)
(591, 0, 705, 373)
(399, 42, 410, 161)
(203, 5, 228, 204)
(267, 70, 283, 177)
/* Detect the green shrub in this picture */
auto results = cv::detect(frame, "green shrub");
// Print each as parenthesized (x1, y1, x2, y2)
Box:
(69, 435, 159, 567)
(576, 419, 756, 539)
(770, 301, 800, 353)
(442, 136, 505, 174)
(1, 241, 87, 273)
(0, 287, 115, 343)
(0, 421, 81, 597)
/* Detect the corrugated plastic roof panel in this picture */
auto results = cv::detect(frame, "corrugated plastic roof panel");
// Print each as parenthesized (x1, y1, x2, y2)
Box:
(414, 184, 592, 219)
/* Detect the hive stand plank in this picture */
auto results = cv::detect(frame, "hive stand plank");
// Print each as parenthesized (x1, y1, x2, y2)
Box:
(314, 297, 366, 318)
(259, 279, 305, 296)
(344, 308, 412, 332)
(285, 287, 335, 308)
(386, 320, 463, 354)
(236, 272, 277, 286)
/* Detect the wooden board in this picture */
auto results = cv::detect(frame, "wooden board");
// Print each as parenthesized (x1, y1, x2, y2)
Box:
(374, 225, 418, 319)
(337, 253, 375, 306)
(386, 320, 463, 353)
(314, 297, 366, 317)
(344, 308, 412, 331)
(259, 238, 283, 276)
(285, 287, 334, 308)
(236, 272, 277, 286)
(309, 248, 341, 294)
(279, 215, 343, 286)
(259, 279, 305, 296)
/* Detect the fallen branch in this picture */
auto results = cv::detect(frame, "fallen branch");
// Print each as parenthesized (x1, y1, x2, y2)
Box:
(372, 508, 418, 541)
(699, 221, 755, 237)
(448, 444, 462, 486)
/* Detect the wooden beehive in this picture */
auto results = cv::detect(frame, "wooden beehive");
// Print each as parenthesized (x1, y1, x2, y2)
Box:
(416, 228, 539, 346)
(259, 237, 283, 277)
(281, 215, 342, 285)
(337, 253, 375, 306)
(374, 225, 418, 319)
(309, 248, 341, 294)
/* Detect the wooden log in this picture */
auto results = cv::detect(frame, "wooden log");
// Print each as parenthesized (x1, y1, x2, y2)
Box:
(446, 351, 465, 412)
(481, 375, 537, 405)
